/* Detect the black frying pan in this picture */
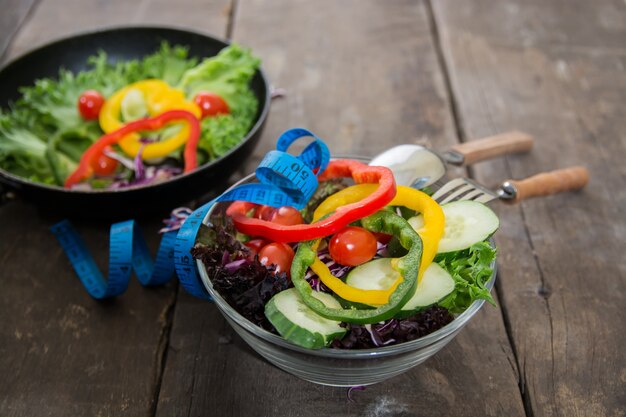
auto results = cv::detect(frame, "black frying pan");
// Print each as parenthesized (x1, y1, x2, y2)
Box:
(0, 26, 270, 219)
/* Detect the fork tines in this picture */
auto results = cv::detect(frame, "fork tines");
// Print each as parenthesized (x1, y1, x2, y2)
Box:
(431, 177, 496, 204)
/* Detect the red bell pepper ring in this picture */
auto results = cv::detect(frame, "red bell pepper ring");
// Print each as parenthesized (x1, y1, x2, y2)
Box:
(64, 110, 200, 189)
(228, 159, 396, 242)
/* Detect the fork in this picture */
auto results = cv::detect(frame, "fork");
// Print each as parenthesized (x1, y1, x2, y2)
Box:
(431, 166, 589, 204)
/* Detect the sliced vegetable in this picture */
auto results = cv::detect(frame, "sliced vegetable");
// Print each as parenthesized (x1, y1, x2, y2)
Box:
(291, 210, 423, 324)
(339, 260, 454, 316)
(265, 288, 347, 349)
(344, 258, 402, 292)
(120, 88, 148, 122)
(398, 263, 455, 316)
(328, 226, 377, 267)
(313, 184, 445, 285)
(229, 160, 397, 242)
(408, 200, 498, 254)
(99, 79, 201, 159)
(65, 110, 200, 188)
(77, 90, 105, 120)
(0, 43, 260, 187)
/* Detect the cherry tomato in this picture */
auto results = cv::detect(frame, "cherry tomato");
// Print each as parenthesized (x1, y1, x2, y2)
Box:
(245, 238, 268, 257)
(258, 242, 295, 275)
(194, 91, 230, 118)
(90, 146, 119, 176)
(329, 226, 377, 267)
(226, 201, 259, 218)
(77, 90, 105, 120)
(255, 205, 275, 220)
(268, 206, 304, 226)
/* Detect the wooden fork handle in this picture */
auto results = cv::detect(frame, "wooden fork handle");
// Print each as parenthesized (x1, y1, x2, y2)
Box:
(505, 166, 589, 203)
(449, 131, 534, 166)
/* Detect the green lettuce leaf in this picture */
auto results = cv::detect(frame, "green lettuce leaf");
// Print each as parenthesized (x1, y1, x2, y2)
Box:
(1, 42, 260, 185)
(436, 241, 497, 313)
(177, 44, 260, 158)
(0, 111, 53, 183)
(177, 44, 260, 111)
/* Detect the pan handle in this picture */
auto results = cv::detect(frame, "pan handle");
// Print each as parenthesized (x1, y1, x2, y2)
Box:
(448, 131, 534, 166)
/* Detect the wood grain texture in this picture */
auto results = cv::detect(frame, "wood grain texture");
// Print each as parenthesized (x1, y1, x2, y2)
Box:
(236, 0, 459, 169)
(0, 203, 176, 416)
(432, 0, 626, 415)
(0, 0, 37, 60)
(3, 0, 232, 61)
(155, 1, 525, 416)
(0, 0, 231, 416)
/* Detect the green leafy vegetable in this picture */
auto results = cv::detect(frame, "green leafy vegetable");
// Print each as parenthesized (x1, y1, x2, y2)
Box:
(177, 44, 260, 159)
(177, 44, 260, 110)
(436, 241, 497, 313)
(0, 112, 55, 183)
(0, 42, 259, 186)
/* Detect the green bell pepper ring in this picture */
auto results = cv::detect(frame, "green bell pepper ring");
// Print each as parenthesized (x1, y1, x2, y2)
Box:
(291, 210, 423, 325)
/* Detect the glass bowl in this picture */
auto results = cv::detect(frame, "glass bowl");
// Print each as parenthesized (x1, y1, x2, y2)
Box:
(196, 169, 497, 387)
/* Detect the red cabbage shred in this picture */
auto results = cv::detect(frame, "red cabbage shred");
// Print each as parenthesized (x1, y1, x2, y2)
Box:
(191, 216, 289, 332)
(331, 306, 454, 349)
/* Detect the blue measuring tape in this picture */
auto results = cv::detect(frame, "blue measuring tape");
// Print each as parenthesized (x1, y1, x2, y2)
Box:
(52, 128, 330, 300)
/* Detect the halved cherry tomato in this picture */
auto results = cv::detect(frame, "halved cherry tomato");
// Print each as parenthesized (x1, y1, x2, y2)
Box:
(78, 90, 105, 120)
(245, 238, 268, 257)
(258, 242, 295, 275)
(194, 91, 230, 118)
(329, 226, 377, 267)
(90, 146, 119, 176)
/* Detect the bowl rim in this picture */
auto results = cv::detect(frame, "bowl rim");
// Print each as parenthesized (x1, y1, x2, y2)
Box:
(0, 25, 271, 195)
(196, 158, 498, 358)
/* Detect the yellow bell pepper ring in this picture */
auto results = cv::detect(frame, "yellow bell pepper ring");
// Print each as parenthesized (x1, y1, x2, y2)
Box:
(99, 79, 202, 159)
(311, 184, 445, 305)
(309, 256, 404, 306)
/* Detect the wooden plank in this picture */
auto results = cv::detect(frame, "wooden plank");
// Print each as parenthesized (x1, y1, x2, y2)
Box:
(156, 1, 526, 416)
(432, 0, 626, 415)
(3, 0, 233, 61)
(0, 0, 37, 60)
(0, 0, 231, 416)
(0, 203, 177, 416)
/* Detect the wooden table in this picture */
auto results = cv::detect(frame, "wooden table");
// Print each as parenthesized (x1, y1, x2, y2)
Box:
(1, 0, 624, 415)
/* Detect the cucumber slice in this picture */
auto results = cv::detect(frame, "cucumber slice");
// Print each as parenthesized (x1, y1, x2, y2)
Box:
(264, 288, 346, 349)
(345, 258, 401, 291)
(398, 263, 455, 317)
(121, 88, 149, 122)
(408, 200, 499, 254)
(345, 258, 455, 314)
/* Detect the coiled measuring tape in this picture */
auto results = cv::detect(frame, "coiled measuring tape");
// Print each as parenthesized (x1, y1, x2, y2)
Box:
(52, 128, 330, 300)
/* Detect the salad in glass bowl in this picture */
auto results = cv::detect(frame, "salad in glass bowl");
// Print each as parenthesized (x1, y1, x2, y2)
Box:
(193, 157, 498, 386)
